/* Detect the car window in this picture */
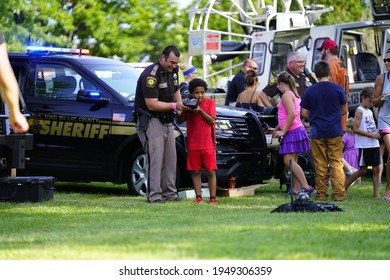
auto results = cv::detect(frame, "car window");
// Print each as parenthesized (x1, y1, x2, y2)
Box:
(270, 43, 292, 78)
(88, 64, 140, 101)
(312, 38, 328, 71)
(251, 43, 266, 75)
(35, 64, 95, 100)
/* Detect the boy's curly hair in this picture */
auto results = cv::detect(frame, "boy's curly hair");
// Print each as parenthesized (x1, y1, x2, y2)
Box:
(189, 78, 208, 94)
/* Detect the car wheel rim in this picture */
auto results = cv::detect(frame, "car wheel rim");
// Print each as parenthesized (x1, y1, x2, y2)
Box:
(131, 154, 148, 196)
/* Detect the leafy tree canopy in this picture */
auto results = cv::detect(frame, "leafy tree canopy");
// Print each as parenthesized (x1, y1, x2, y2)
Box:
(0, 0, 373, 64)
(0, 0, 187, 62)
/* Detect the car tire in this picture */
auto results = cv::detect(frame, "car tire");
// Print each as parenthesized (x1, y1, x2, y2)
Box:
(126, 147, 148, 196)
(125, 146, 185, 196)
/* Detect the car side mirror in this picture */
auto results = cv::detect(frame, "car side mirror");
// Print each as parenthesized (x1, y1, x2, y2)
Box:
(76, 89, 109, 104)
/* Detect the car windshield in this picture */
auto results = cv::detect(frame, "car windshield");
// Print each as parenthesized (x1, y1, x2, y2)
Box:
(88, 64, 140, 101)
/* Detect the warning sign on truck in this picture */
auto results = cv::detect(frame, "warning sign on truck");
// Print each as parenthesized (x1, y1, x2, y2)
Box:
(205, 32, 221, 53)
(188, 30, 221, 56)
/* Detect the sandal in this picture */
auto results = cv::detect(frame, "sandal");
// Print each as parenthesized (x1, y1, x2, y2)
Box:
(382, 195, 390, 201)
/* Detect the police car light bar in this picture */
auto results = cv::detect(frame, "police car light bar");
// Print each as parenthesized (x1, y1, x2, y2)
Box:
(26, 46, 90, 55)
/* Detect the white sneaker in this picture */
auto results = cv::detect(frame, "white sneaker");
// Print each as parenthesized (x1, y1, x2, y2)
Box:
(346, 167, 357, 178)
(346, 167, 358, 187)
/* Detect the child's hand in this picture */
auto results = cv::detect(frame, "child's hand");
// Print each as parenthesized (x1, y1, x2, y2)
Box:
(275, 131, 285, 138)
(177, 101, 191, 111)
(371, 132, 381, 139)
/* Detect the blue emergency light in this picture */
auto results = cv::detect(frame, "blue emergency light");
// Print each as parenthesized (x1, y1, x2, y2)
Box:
(76, 89, 106, 104)
(89, 92, 101, 97)
(26, 46, 90, 55)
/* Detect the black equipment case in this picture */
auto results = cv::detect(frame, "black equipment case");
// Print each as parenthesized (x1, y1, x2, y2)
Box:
(0, 176, 55, 203)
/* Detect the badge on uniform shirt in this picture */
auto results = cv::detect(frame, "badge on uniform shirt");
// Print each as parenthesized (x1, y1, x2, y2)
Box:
(173, 73, 178, 86)
(269, 76, 277, 86)
(146, 76, 157, 88)
(305, 76, 312, 87)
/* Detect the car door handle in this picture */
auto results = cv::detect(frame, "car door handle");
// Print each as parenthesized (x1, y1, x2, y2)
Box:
(32, 107, 54, 113)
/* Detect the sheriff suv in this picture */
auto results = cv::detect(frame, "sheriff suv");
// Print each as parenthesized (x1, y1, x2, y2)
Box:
(8, 46, 279, 195)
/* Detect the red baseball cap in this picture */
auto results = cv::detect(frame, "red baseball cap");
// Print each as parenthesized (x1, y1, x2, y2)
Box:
(317, 39, 338, 51)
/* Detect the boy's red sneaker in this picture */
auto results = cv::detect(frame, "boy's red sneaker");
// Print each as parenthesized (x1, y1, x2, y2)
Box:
(209, 197, 218, 204)
(195, 196, 203, 203)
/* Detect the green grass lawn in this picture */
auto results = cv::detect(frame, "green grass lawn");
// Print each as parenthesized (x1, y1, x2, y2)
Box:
(1, 177, 389, 260)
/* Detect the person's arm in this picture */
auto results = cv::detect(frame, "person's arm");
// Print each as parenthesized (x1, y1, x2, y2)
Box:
(145, 90, 187, 112)
(236, 79, 246, 96)
(193, 100, 216, 125)
(352, 109, 364, 136)
(176, 110, 186, 124)
(259, 91, 272, 107)
(255, 92, 265, 107)
(260, 79, 279, 107)
(373, 73, 385, 108)
(301, 107, 309, 120)
(0, 42, 29, 133)
(175, 90, 188, 123)
(353, 109, 380, 139)
(197, 108, 216, 125)
(173, 89, 183, 103)
(272, 124, 280, 138)
(341, 103, 348, 115)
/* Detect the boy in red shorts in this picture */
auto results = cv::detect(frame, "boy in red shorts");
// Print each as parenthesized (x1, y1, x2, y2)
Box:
(177, 78, 217, 203)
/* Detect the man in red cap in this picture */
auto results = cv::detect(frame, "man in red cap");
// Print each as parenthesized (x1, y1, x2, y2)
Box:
(317, 39, 349, 132)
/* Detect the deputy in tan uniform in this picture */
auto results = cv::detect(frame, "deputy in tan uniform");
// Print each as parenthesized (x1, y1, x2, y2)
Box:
(134, 45, 188, 203)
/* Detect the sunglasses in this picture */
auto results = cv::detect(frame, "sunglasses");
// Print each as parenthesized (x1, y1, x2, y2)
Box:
(384, 58, 390, 63)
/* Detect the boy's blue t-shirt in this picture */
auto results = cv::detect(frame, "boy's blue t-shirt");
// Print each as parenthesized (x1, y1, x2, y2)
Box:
(301, 81, 347, 139)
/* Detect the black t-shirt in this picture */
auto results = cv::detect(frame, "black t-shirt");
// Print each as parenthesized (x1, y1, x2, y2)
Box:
(226, 70, 245, 102)
(134, 61, 179, 112)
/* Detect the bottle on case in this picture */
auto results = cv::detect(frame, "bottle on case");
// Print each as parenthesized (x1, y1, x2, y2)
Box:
(229, 176, 236, 188)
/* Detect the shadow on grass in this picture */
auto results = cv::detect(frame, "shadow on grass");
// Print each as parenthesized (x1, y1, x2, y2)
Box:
(54, 181, 129, 196)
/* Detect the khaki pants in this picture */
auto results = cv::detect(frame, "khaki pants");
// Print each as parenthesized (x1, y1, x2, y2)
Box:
(310, 136, 346, 200)
(137, 118, 178, 202)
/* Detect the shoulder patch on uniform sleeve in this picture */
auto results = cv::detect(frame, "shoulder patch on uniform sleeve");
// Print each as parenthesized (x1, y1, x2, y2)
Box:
(146, 76, 157, 88)
(269, 77, 277, 86)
